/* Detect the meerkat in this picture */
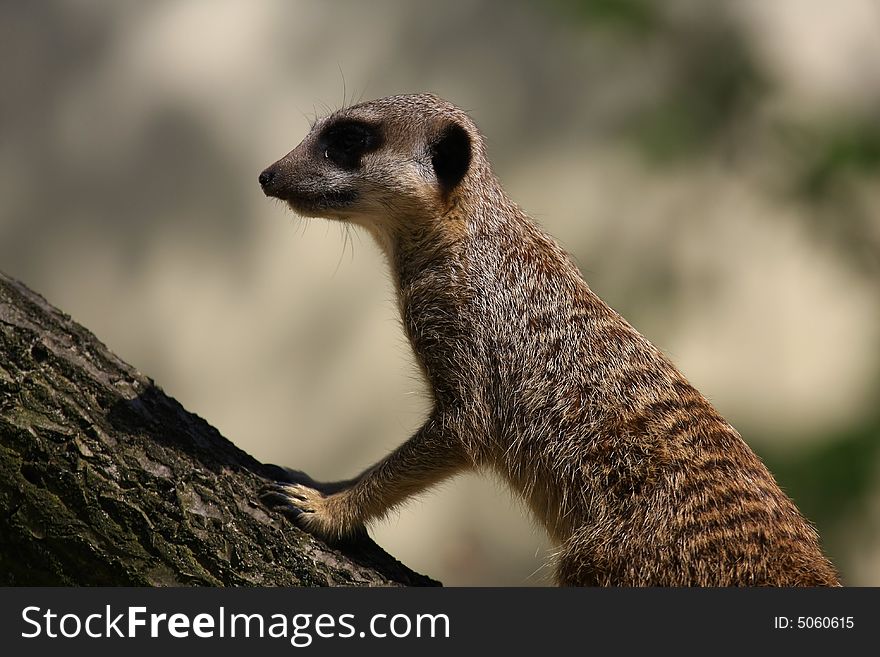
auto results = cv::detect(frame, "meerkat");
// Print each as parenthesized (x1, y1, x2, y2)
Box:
(257, 93, 840, 586)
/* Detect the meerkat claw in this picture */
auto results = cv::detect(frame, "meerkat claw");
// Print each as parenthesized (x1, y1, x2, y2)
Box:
(258, 484, 311, 520)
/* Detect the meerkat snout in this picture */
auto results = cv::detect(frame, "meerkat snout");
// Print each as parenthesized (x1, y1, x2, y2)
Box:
(258, 169, 275, 190)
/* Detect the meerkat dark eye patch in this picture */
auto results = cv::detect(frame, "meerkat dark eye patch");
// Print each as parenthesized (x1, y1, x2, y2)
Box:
(431, 123, 471, 192)
(319, 119, 382, 170)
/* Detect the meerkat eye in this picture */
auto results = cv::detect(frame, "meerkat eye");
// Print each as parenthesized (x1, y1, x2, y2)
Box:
(320, 120, 381, 170)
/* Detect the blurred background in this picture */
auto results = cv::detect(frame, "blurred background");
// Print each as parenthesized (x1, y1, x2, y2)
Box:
(1, 0, 878, 585)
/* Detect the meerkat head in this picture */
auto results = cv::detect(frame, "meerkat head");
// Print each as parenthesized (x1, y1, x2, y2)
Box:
(259, 93, 481, 238)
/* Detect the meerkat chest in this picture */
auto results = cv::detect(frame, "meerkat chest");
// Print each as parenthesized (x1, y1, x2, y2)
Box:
(395, 261, 488, 401)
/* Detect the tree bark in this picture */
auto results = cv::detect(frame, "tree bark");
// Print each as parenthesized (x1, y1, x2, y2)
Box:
(0, 272, 438, 586)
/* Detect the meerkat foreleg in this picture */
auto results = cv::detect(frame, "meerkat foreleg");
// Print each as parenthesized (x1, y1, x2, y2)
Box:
(260, 412, 468, 542)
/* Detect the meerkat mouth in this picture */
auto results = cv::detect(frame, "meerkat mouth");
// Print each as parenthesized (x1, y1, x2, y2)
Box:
(280, 188, 359, 216)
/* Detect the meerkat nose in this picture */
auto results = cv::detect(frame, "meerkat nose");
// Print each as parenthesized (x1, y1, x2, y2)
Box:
(258, 169, 276, 191)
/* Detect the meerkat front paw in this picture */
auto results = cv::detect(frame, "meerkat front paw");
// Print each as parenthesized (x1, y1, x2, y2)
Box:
(259, 482, 365, 543)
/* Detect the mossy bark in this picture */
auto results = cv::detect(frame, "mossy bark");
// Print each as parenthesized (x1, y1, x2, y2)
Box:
(0, 272, 437, 586)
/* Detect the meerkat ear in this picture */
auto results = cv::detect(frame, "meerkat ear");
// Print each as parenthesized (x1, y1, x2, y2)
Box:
(431, 123, 472, 192)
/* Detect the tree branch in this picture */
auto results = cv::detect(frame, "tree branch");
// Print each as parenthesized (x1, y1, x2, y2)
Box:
(0, 272, 437, 586)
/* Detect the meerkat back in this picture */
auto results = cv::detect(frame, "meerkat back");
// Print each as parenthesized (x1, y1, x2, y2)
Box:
(258, 93, 840, 586)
